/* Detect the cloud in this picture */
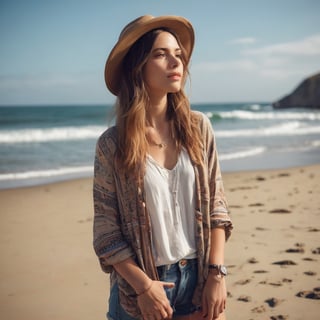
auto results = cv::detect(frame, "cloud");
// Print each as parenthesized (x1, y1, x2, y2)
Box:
(239, 34, 320, 79)
(190, 33, 320, 102)
(243, 34, 320, 56)
(194, 59, 257, 72)
(194, 34, 320, 80)
(228, 37, 256, 45)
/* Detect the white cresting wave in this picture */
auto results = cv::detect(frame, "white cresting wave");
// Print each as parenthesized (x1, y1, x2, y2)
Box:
(1, 121, 320, 145)
(0, 125, 106, 144)
(219, 147, 266, 161)
(312, 140, 320, 148)
(207, 110, 320, 121)
(0, 166, 94, 181)
(215, 121, 320, 138)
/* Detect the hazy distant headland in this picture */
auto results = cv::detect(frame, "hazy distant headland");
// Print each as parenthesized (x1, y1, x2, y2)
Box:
(273, 72, 320, 109)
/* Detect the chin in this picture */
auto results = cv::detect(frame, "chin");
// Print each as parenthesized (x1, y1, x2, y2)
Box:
(168, 86, 182, 93)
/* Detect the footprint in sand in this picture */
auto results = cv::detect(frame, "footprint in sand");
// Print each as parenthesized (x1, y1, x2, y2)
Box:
(286, 248, 305, 253)
(270, 316, 288, 320)
(77, 217, 92, 223)
(251, 305, 266, 313)
(256, 227, 268, 231)
(248, 202, 264, 207)
(238, 295, 251, 302)
(278, 173, 290, 177)
(259, 280, 282, 286)
(311, 247, 320, 254)
(304, 271, 317, 276)
(265, 297, 282, 307)
(269, 208, 291, 214)
(302, 257, 317, 261)
(247, 257, 259, 264)
(282, 278, 292, 283)
(270, 281, 283, 287)
(228, 205, 243, 208)
(272, 260, 297, 266)
(259, 278, 292, 286)
(286, 242, 305, 253)
(235, 279, 251, 285)
(254, 270, 268, 274)
(296, 287, 320, 300)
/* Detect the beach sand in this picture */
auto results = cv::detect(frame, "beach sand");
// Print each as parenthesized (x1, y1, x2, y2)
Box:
(0, 164, 319, 319)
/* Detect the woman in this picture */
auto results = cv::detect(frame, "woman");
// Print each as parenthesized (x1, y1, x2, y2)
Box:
(93, 15, 233, 320)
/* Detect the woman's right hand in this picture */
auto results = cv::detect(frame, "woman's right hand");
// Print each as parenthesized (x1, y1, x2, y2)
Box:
(137, 280, 175, 320)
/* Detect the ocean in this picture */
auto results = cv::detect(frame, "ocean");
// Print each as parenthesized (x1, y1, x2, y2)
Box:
(0, 103, 319, 189)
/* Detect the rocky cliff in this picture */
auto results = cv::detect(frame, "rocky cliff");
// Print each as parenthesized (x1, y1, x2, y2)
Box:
(272, 72, 320, 109)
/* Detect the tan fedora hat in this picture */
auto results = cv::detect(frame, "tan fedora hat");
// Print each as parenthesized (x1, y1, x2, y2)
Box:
(105, 15, 195, 95)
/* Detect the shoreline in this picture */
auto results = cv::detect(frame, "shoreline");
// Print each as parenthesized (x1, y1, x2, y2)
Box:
(1, 153, 320, 191)
(1, 164, 319, 319)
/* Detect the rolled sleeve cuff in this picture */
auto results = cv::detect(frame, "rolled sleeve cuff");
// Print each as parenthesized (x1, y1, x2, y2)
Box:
(210, 212, 233, 241)
(96, 243, 135, 273)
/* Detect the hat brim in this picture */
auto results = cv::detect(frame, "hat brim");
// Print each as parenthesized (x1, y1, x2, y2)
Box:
(105, 15, 195, 95)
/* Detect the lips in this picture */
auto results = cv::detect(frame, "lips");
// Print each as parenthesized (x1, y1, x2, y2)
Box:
(167, 72, 181, 79)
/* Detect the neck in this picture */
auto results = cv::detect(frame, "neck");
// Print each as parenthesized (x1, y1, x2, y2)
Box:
(146, 94, 168, 128)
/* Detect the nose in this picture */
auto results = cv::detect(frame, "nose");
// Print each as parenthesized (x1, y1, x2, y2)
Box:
(168, 54, 181, 68)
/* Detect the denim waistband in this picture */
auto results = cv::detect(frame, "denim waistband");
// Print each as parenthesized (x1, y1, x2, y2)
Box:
(157, 258, 197, 273)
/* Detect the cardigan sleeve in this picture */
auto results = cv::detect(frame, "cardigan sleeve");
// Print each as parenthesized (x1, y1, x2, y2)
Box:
(93, 129, 135, 273)
(200, 112, 233, 240)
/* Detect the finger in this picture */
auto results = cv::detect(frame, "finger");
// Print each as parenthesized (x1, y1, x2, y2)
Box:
(159, 309, 168, 319)
(207, 308, 214, 320)
(201, 297, 208, 318)
(206, 301, 215, 320)
(160, 312, 168, 319)
(154, 311, 162, 320)
(213, 301, 224, 319)
(164, 304, 173, 319)
(161, 281, 175, 288)
(219, 300, 226, 314)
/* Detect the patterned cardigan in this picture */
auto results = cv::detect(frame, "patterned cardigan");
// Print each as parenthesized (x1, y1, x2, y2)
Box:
(93, 111, 233, 318)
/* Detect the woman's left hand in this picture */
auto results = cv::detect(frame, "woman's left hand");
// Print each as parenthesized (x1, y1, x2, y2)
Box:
(201, 274, 226, 319)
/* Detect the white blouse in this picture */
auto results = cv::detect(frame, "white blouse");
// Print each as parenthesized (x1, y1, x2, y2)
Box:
(144, 148, 197, 266)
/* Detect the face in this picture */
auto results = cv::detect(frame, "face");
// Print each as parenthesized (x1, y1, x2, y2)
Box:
(143, 31, 184, 97)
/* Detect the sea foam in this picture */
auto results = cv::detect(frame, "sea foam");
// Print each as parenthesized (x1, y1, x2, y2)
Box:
(0, 166, 94, 181)
(219, 146, 266, 160)
(216, 121, 320, 138)
(0, 125, 106, 144)
(214, 110, 320, 121)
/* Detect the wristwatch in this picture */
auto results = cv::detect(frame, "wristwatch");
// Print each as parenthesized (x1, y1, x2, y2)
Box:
(208, 264, 228, 277)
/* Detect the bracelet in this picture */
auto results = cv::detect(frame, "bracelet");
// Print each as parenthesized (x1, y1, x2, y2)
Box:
(137, 281, 153, 297)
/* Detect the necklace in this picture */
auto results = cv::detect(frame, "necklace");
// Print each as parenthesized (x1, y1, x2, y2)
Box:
(146, 126, 171, 149)
(150, 140, 168, 149)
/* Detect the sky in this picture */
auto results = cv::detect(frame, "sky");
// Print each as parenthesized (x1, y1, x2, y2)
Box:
(0, 0, 319, 106)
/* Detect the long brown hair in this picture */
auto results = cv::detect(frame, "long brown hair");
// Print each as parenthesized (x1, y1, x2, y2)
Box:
(115, 28, 203, 174)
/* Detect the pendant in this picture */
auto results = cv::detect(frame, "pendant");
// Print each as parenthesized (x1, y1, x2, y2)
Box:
(158, 143, 166, 148)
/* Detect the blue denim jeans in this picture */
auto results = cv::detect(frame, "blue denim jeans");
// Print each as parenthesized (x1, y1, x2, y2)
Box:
(107, 258, 198, 319)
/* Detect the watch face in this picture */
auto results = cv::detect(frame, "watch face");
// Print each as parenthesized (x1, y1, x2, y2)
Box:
(220, 265, 227, 276)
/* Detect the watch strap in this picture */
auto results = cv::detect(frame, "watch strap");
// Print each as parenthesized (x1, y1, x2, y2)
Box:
(208, 264, 227, 276)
